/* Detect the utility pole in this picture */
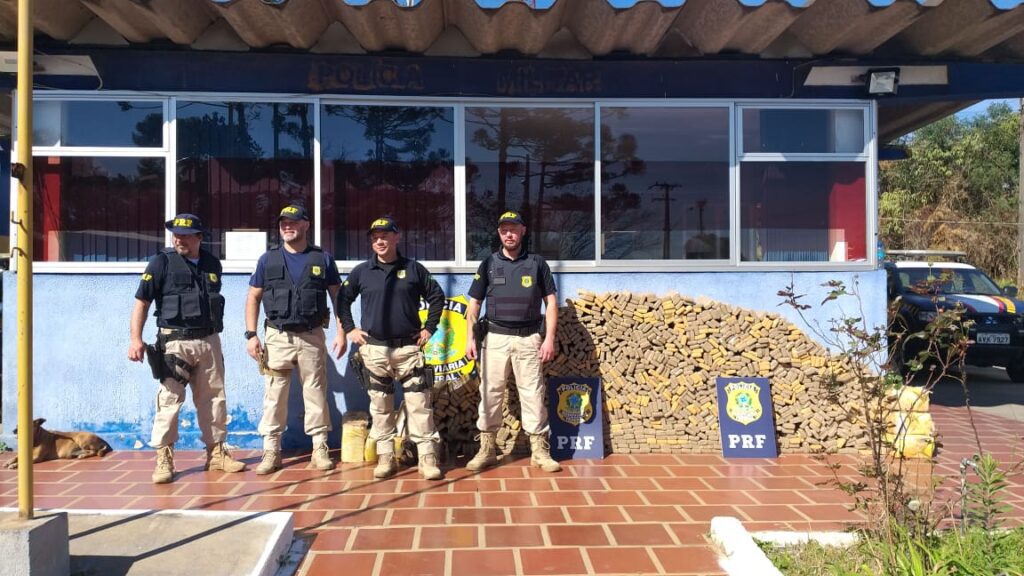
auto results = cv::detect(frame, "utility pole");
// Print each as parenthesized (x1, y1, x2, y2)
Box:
(1019, 97, 1024, 289)
(650, 182, 682, 259)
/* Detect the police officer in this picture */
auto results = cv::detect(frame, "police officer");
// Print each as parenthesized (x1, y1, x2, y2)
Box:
(128, 213, 246, 484)
(245, 205, 346, 475)
(465, 210, 561, 473)
(338, 217, 446, 480)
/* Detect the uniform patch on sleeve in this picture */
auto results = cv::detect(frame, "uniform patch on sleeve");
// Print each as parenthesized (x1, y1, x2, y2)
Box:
(141, 273, 153, 281)
(208, 273, 218, 282)
(473, 273, 480, 280)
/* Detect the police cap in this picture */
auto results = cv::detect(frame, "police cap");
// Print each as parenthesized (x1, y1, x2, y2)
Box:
(165, 214, 204, 235)
(278, 204, 310, 222)
(498, 211, 525, 226)
(368, 216, 399, 234)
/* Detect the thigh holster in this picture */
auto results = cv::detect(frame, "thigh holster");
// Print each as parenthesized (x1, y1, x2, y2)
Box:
(400, 365, 434, 393)
(367, 372, 395, 394)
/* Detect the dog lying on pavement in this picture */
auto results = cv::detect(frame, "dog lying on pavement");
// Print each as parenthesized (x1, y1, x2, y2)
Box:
(5, 418, 112, 469)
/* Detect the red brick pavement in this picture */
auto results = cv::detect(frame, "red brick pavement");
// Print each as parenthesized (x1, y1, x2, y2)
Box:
(0, 406, 1021, 575)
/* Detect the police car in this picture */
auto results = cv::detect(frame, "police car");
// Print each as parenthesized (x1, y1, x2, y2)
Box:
(884, 250, 1024, 382)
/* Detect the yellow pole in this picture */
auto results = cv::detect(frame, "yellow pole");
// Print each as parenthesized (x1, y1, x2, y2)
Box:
(15, 0, 33, 520)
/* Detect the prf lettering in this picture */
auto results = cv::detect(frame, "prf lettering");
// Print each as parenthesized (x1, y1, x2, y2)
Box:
(556, 436, 594, 450)
(727, 434, 767, 449)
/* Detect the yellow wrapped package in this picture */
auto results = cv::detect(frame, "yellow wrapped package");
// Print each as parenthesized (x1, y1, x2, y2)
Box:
(890, 386, 930, 412)
(341, 411, 370, 463)
(364, 435, 376, 462)
(886, 411, 936, 437)
(886, 432, 935, 459)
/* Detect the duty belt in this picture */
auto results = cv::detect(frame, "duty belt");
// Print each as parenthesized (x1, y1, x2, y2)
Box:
(159, 327, 214, 342)
(366, 335, 418, 348)
(267, 321, 318, 333)
(487, 323, 541, 337)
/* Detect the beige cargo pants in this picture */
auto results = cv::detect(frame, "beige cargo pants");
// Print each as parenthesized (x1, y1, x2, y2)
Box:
(150, 330, 228, 448)
(362, 342, 439, 456)
(478, 332, 549, 435)
(257, 325, 332, 451)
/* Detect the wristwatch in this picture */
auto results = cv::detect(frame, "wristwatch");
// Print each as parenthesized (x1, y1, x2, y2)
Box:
(244, 330, 258, 340)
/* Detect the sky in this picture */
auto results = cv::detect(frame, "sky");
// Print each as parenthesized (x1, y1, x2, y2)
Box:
(957, 98, 1021, 118)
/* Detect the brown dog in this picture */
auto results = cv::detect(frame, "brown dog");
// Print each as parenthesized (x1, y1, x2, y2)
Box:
(5, 418, 112, 469)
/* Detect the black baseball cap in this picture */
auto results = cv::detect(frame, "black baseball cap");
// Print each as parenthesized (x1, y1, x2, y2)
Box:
(369, 216, 399, 233)
(498, 210, 525, 226)
(278, 204, 310, 221)
(165, 213, 204, 235)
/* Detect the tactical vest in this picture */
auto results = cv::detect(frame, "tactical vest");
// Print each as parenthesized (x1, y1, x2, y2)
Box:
(262, 246, 329, 329)
(157, 249, 224, 332)
(484, 252, 544, 327)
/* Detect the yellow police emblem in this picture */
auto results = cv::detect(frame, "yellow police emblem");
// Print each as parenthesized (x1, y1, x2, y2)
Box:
(473, 273, 480, 280)
(501, 211, 519, 220)
(208, 273, 218, 282)
(281, 206, 299, 215)
(343, 280, 349, 286)
(372, 218, 390, 228)
(397, 270, 407, 279)
(724, 381, 763, 425)
(141, 273, 153, 281)
(173, 218, 193, 228)
(311, 266, 322, 277)
(556, 382, 593, 425)
(521, 275, 533, 288)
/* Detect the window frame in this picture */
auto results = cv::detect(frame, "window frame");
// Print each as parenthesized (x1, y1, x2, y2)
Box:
(11, 91, 877, 274)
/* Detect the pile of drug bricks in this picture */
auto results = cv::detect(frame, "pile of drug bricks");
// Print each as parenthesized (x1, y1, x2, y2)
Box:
(431, 289, 878, 456)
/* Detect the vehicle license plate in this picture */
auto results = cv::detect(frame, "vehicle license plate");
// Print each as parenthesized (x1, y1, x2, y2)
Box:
(977, 332, 1010, 345)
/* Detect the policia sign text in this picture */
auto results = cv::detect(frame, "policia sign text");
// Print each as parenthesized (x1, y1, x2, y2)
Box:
(715, 377, 779, 458)
(418, 295, 477, 386)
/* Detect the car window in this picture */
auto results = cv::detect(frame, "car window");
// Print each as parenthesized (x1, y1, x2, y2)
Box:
(898, 267, 1002, 296)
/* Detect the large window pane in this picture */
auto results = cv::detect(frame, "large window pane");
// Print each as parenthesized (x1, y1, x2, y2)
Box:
(33, 100, 163, 148)
(176, 101, 313, 259)
(600, 107, 729, 260)
(466, 107, 595, 261)
(742, 108, 864, 154)
(740, 162, 866, 262)
(32, 156, 165, 262)
(321, 105, 454, 261)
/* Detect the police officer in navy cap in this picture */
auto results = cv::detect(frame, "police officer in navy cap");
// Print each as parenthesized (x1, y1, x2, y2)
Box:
(246, 204, 345, 475)
(465, 210, 561, 473)
(338, 216, 447, 480)
(129, 213, 246, 484)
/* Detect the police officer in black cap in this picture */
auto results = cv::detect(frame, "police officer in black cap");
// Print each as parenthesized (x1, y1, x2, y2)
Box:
(129, 213, 246, 484)
(245, 204, 345, 475)
(338, 216, 446, 480)
(465, 210, 561, 473)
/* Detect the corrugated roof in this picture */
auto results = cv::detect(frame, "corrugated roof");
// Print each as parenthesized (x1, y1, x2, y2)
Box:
(2, 0, 1024, 60)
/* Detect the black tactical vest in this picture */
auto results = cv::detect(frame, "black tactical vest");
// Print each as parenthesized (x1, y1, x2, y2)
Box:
(261, 246, 329, 329)
(484, 252, 544, 327)
(157, 249, 224, 332)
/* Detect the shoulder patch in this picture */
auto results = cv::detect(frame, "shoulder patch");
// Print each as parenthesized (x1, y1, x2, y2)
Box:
(473, 273, 480, 280)
(141, 273, 153, 281)
(343, 280, 350, 286)
(208, 273, 218, 283)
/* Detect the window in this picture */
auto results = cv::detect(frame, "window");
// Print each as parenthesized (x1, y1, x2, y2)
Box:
(33, 100, 164, 148)
(32, 156, 166, 262)
(739, 107, 868, 264)
(465, 107, 595, 261)
(20, 95, 875, 270)
(600, 107, 730, 260)
(320, 104, 455, 261)
(742, 108, 864, 154)
(740, 162, 866, 262)
(176, 101, 314, 260)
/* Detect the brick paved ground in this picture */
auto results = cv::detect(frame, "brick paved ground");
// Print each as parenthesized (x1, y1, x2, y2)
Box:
(1, 404, 1021, 575)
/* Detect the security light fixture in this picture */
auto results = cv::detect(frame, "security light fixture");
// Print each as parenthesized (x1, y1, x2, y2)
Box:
(866, 68, 900, 96)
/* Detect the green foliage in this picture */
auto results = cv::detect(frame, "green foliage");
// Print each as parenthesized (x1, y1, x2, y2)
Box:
(764, 527, 1024, 576)
(0, 441, 6, 452)
(880, 102, 1020, 282)
(963, 453, 1013, 531)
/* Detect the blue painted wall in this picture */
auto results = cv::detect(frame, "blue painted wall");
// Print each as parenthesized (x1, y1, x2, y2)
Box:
(0, 269, 886, 451)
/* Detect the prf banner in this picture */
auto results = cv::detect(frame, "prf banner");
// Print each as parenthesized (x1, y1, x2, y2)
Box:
(547, 377, 604, 460)
(418, 295, 476, 387)
(715, 377, 778, 458)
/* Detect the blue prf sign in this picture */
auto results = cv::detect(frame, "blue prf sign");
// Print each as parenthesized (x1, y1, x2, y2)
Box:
(716, 377, 779, 458)
(547, 376, 604, 460)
